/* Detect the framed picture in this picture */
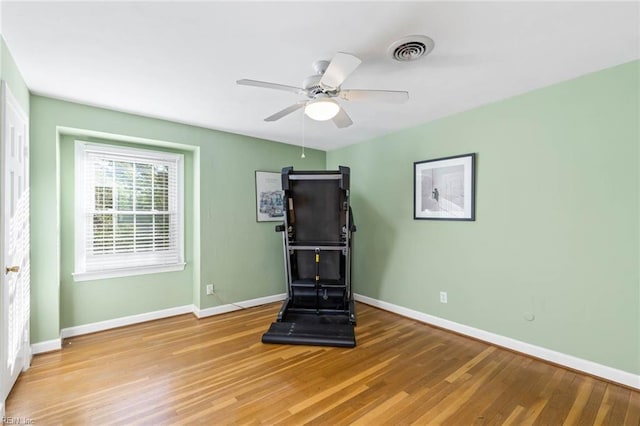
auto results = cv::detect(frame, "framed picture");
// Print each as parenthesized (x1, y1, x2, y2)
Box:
(255, 171, 285, 222)
(414, 153, 476, 221)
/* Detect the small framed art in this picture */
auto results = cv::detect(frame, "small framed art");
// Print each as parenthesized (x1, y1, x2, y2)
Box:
(413, 153, 476, 221)
(255, 171, 284, 222)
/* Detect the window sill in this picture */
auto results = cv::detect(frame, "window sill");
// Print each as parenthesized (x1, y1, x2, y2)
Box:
(72, 263, 186, 282)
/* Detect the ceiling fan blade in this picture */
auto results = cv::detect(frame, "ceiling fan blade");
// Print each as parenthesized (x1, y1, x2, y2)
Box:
(332, 107, 353, 129)
(237, 79, 305, 95)
(319, 52, 362, 91)
(340, 89, 409, 103)
(264, 102, 306, 122)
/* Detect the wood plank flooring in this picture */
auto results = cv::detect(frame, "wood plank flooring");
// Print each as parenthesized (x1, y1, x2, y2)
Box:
(6, 302, 640, 425)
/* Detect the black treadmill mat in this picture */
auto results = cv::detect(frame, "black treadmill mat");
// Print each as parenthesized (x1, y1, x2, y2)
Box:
(261, 320, 356, 348)
(282, 313, 352, 325)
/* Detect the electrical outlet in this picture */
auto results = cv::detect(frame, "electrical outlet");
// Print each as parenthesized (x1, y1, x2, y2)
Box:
(440, 291, 448, 304)
(206, 284, 214, 295)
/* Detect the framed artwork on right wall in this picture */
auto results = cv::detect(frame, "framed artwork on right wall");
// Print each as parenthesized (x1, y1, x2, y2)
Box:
(413, 153, 476, 221)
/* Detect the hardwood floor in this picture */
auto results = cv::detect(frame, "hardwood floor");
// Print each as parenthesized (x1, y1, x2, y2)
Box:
(6, 302, 640, 425)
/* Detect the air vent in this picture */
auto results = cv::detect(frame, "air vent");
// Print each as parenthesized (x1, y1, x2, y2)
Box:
(388, 35, 435, 62)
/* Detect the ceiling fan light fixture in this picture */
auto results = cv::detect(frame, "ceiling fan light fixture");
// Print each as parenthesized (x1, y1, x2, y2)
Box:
(305, 95, 340, 121)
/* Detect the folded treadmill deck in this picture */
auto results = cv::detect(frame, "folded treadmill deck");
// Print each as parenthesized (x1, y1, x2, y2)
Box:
(262, 166, 357, 348)
(262, 313, 356, 348)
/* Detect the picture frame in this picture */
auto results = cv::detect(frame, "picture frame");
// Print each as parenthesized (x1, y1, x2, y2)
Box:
(255, 171, 285, 222)
(414, 153, 476, 221)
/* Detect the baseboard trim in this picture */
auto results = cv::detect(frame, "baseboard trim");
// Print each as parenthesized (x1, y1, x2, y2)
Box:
(61, 304, 194, 339)
(354, 293, 640, 390)
(33, 295, 288, 350)
(194, 293, 286, 318)
(31, 338, 62, 355)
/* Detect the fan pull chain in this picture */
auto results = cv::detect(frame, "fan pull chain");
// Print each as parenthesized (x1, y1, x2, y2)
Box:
(301, 112, 306, 159)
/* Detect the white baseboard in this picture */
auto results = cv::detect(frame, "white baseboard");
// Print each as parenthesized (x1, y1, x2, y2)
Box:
(31, 338, 62, 355)
(61, 304, 194, 339)
(33, 294, 287, 347)
(194, 293, 286, 318)
(354, 293, 640, 390)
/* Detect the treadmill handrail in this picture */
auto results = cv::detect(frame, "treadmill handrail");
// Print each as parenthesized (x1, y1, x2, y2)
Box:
(287, 245, 347, 251)
(288, 174, 342, 181)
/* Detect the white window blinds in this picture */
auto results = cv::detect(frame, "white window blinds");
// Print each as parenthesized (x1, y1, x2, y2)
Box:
(74, 141, 184, 281)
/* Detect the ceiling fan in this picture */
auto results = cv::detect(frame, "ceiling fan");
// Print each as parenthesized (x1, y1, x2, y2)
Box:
(237, 52, 409, 128)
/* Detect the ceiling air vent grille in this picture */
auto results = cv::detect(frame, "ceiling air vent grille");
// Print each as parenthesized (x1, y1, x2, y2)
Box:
(388, 35, 434, 62)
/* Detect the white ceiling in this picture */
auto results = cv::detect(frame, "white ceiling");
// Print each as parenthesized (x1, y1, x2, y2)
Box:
(2, 1, 638, 151)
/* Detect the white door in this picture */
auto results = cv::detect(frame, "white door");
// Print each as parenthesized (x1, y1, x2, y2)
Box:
(0, 81, 30, 417)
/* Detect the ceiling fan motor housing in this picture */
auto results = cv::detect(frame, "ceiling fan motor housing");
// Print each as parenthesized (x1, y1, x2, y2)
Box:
(303, 74, 322, 94)
(303, 74, 338, 98)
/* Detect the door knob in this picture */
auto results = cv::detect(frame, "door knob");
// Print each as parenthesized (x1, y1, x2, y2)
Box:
(5, 266, 19, 274)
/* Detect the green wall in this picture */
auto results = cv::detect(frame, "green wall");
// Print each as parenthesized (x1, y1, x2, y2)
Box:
(327, 60, 640, 375)
(0, 36, 29, 117)
(58, 135, 195, 328)
(30, 95, 324, 343)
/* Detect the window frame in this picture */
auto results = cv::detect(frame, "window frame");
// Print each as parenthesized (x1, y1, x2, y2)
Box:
(73, 141, 185, 282)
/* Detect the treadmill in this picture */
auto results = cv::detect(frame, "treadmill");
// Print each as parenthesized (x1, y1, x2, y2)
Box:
(261, 166, 357, 348)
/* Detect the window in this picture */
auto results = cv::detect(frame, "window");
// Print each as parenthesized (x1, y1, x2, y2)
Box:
(74, 141, 185, 281)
